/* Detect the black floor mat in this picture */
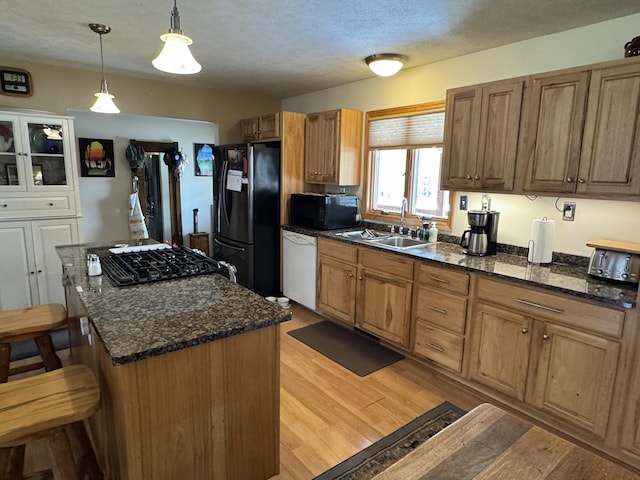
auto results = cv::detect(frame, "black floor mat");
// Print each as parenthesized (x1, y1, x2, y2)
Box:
(287, 321, 404, 377)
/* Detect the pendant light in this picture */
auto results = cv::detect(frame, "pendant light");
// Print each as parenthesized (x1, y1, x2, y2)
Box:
(153, 0, 202, 74)
(89, 23, 120, 114)
(365, 54, 408, 77)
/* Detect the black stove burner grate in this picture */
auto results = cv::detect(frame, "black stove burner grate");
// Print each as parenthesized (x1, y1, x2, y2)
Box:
(99, 246, 228, 287)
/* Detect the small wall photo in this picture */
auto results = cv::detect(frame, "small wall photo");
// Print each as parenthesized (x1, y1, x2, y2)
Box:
(79, 138, 115, 177)
(194, 143, 214, 176)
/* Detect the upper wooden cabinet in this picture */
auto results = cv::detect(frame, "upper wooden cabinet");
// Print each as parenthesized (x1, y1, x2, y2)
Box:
(304, 108, 363, 185)
(519, 70, 591, 194)
(445, 56, 640, 200)
(577, 62, 640, 197)
(441, 78, 524, 191)
(241, 113, 280, 142)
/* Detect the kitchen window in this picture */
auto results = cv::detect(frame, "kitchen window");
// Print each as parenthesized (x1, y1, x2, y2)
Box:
(363, 101, 453, 231)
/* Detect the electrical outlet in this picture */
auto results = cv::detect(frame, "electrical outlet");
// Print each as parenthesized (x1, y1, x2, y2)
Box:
(460, 195, 468, 211)
(563, 202, 576, 221)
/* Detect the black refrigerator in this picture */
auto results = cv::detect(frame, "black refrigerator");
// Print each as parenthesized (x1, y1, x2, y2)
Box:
(212, 142, 281, 296)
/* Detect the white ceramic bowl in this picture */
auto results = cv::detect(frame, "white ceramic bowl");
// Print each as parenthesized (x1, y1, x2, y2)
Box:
(277, 296, 289, 305)
(266, 296, 277, 302)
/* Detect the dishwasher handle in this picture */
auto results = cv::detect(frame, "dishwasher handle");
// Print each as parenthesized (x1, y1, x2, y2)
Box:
(283, 233, 317, 247)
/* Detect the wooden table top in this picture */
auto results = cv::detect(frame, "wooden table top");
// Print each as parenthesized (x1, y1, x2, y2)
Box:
(372, 403, 640, 480)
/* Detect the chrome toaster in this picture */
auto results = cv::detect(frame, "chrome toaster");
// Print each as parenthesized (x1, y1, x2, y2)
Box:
(588, 248, 640, 283)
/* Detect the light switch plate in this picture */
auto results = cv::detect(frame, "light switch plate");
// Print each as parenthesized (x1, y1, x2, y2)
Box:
(460, 195, 468, 211)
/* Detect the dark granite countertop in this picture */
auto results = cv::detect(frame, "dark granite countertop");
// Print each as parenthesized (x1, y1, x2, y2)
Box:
(56, 241, 291, 366)
(283, 225, 638, 309)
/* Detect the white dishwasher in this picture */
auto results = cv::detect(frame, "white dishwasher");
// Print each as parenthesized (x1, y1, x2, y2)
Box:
(283, 231, 317, 310)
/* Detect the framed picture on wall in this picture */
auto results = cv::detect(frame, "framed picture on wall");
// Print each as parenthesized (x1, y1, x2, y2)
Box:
(79, 138, 115, 177)
(194, 143, 214, 176)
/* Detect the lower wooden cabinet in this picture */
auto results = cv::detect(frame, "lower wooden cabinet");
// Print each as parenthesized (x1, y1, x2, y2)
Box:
(528, 322, 619, 438)
(469, 303, 532, 400)
(470, 278, 623, 440)
(357, 267, 412, 348)
(411, 263, 470, 372)
(317, 239, 413, 347)
(317, 254, 357, 324)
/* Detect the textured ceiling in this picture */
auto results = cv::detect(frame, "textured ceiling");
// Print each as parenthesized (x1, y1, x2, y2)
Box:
(2, 0, 640, 99)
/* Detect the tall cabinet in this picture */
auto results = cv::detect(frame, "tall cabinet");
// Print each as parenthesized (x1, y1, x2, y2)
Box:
(0, 111, 82, 309)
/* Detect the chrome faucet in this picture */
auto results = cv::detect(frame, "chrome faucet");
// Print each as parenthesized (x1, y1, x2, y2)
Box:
(400, 197, 408, 234)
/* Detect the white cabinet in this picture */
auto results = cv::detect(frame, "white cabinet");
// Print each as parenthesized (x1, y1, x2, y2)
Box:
(0, 218, 79, 309)
(0, 111, 82, 309)
(0, 111, 80, 218)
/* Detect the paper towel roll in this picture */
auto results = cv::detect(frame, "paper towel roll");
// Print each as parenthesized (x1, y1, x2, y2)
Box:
(528, 217, 554, 264)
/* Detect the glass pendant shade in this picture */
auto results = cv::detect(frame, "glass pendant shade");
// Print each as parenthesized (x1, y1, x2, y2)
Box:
(91, 82, 120, 114)
(153, 32, 202, 74)
(365, 54, 407, 77)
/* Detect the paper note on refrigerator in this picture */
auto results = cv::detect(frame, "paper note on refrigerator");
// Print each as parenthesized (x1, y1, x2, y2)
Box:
(226, 170, 243, 192)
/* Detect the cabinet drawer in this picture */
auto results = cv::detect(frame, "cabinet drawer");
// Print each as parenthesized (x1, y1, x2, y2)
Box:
(359, 248, 413, 280)
(477, 278, 625, 338)
(413, 322, 463, 372)
(414, 287, 467, 334)
(318, 238, 358, 263)
(0, 195, 75, 218)
(416, 263, 469, 295)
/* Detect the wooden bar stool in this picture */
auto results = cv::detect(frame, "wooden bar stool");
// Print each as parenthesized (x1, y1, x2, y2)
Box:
(0, 304, 68, 383)
(0, 365, 102, 480)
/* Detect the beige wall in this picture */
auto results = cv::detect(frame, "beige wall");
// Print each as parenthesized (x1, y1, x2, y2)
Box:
(282, 13, 640, 257)
(0, 60, 280, 144)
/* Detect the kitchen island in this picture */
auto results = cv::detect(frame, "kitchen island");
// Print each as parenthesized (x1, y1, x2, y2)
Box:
(57, 242, 291, 480)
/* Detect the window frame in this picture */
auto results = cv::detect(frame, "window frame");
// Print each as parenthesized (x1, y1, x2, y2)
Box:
(363, 101, 454, 232)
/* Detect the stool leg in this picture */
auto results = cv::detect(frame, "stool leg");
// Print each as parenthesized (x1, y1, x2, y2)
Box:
(48, 427, 80, 480)
(34, 334, 62, 372)
(0, 342, 10, 383)
(0, 445, 26, 480)
(66, 421, 103, 479)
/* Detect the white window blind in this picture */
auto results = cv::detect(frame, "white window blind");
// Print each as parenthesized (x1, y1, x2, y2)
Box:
(368, 111, 445, 149)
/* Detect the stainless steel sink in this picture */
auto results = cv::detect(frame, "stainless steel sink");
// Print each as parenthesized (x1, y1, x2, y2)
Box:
(337, 230, 391, 240)
(370, 236, 430, 249)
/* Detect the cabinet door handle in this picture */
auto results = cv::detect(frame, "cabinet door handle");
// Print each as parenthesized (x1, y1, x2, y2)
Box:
(543, 334, 550, 341)
(515, 298, 564, 314)
(474, 175, 479, 180)
(48, 202, 54, 206)
(348, 273, 353, 278)
(30, 271, 35, 275)
(566, 177, 573, 183)
(427, 343, 445, 352)
(358, 276, 363, 280)
(429, 306, 447, 314)
(466, 174, 472, 179)
(429, 275, 449, 284)
(1, 204, 7, 208)
(577, 178, 586, 183)
(522, 328, 528, 334)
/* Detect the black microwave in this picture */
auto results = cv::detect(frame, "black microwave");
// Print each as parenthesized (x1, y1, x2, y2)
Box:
(291, 194, 359, 230)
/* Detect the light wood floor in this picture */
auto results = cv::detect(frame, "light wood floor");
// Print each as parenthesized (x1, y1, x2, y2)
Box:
(16, 303, 484, 479)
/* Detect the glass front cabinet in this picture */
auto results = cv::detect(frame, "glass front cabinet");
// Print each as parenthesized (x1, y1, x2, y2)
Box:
(0, 110, 81, 309)
(0, 111, 80, 218)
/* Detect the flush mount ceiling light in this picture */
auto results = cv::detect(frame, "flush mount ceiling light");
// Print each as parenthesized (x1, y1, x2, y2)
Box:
(153, 0, 202, 74)
(365, 53, 408, 77)
(89, 23, 120, 114)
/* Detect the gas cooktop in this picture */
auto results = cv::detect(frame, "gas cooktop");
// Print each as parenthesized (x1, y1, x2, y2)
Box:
(98, 246, 228, 287)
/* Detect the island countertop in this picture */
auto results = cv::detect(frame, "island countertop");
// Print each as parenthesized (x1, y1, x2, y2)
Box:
(57, 242, 291, 366)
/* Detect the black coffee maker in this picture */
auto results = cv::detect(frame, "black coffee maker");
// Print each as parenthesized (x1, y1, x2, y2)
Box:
(460, 210, 500, 256)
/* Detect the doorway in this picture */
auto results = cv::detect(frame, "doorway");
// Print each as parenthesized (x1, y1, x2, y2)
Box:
(129, 140, 183, 245)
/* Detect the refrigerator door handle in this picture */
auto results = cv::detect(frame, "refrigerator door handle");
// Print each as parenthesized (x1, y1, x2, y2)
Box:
(214, 237, 246, 252)
(220, 160, 231, 227)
